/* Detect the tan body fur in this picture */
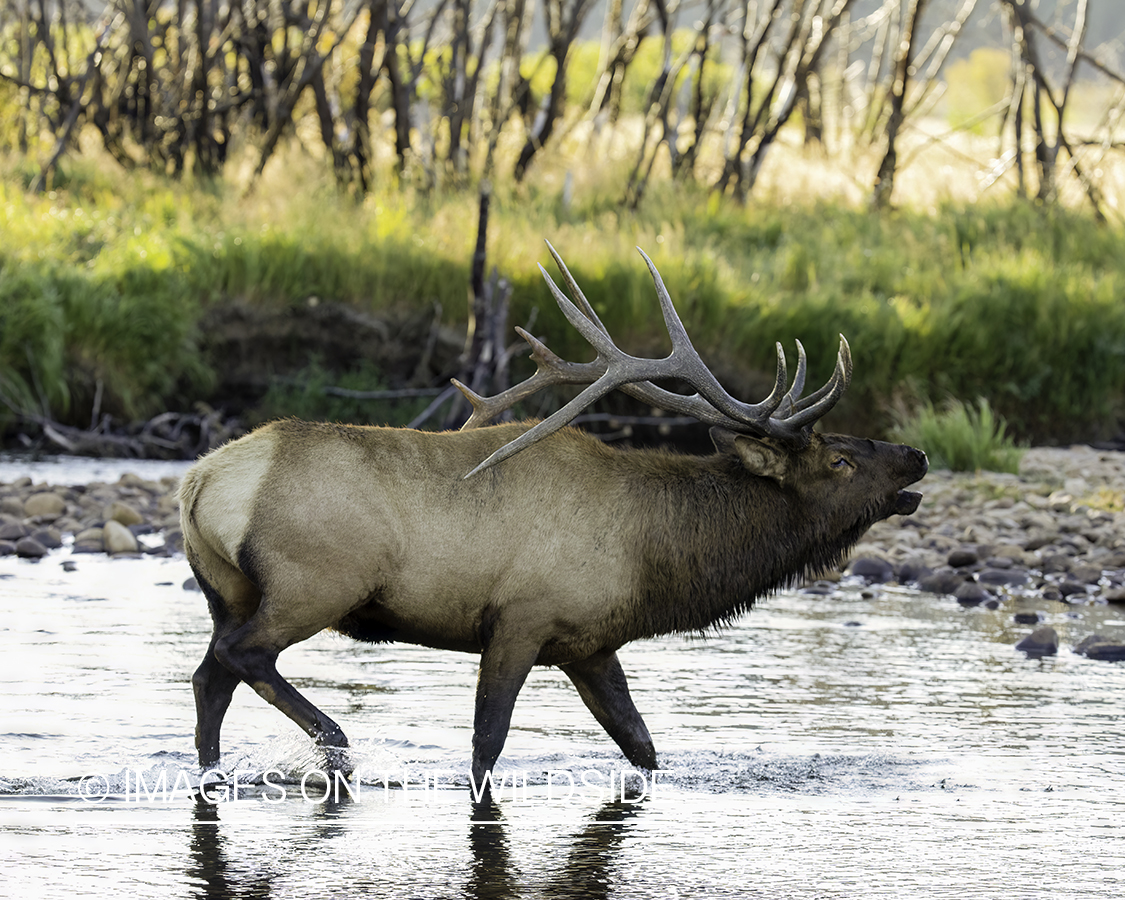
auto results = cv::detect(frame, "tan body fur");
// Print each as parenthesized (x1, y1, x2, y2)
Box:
(184, 421, 643, 662)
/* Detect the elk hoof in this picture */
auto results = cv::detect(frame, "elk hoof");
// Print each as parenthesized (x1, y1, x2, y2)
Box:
(324, 745, 353, 777)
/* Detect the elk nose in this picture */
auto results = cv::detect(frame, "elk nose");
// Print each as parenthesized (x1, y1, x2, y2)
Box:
(908, 447, 929, 477)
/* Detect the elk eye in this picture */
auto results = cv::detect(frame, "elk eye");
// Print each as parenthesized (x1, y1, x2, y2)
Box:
(831, 456, 852, 469)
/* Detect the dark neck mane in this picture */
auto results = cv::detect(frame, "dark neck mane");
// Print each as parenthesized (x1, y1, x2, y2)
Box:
(623, 454, 862, 640)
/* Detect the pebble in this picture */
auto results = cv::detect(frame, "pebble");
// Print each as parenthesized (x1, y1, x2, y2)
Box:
(1070, 565, 1103, 584)
(977, 568, 1028, 586)
(896, 558, 933, 583)
(1015, 626, 1059, 658)
(72, 527, 105, 554)
(23, 491, 66, 519)
(15, 537, 49, 559)
(1074, 634, 1125, 661)
(1058, 581, 1089, 599)
(0, 522, 28, 541)
(0, 497, 24, 517)
(954, 581, 991, 605)
(948, 549, 978, 568)
(847, 557, 895, 583)
(917, 570, 965, 595)
(103, 520, 139, 555)
(31, 528, 62, 549)
(107, 500, 144, 527)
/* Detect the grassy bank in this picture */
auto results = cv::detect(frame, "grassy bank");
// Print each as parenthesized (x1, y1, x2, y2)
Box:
(3, 153, 1125, 448)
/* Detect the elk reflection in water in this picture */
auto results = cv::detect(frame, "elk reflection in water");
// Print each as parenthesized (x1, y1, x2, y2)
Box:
(187, 792, 645, 900)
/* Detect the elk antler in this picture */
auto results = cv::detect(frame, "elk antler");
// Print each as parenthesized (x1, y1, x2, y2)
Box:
(457, 241, 852, 477)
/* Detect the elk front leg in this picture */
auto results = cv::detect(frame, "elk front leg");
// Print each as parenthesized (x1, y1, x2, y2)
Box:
(561, 650, 657, 771)
(471, 633, 541, 793)
(214, 620, 350, 770)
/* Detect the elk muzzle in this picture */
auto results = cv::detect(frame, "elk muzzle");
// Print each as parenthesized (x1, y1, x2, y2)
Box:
(892, 446, 928, 515)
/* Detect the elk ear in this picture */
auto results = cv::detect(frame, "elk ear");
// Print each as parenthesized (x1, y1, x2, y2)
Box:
(712, 428, 790, 484)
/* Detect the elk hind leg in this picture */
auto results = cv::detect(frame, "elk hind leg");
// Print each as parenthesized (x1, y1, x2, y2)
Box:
(561, 650, 657, 771)
(190, 560, 259, 769)
(193, 641, 242, 769)
(214, 614, 350, 769)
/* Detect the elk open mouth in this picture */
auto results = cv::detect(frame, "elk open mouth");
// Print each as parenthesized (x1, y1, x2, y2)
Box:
(894, 489, 923, 516)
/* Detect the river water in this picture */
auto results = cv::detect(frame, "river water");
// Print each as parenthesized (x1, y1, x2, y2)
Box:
(1, 457, 1123, 898)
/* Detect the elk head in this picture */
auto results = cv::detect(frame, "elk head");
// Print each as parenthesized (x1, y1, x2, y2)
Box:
(453, 241, 926, 521)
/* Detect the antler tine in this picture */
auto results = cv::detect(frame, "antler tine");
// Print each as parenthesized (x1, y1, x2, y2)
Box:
(543, 240, 610, 336)
(456, 327, 605, 431)
(759, 341, 789, 418)
(634, 248, 700, 354)
(778, 335, 852, 428)
(775, 340, 807, 418)
(451, 378, 499, 430)
(538, 263, 624, 359)
(636, 248, 791, 425)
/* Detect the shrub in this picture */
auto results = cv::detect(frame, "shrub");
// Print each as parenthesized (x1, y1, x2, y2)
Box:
(890, 397, 1025, 474)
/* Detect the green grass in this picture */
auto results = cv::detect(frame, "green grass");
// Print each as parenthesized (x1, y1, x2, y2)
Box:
(4, 152, 1125, 445)
(251, 359, 434, 428)
(890, 398, 1026, 474)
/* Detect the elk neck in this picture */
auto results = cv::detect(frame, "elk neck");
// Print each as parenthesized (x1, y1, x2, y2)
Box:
(621, 451, 848, 640)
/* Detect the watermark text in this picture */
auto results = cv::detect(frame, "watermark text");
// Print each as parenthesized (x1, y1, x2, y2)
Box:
(77, 767, 660, 805)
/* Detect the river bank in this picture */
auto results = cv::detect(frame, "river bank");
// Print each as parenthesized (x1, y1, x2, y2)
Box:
(2, 445, 1125, 659)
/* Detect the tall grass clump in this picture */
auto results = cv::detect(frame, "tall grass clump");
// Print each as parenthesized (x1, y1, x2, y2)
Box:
(890, 398, 1025, 474)
(0, 169, 215, 427)
(700, 202, 1125, 444)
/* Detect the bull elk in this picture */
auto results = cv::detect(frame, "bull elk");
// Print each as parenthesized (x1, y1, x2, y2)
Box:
(180, 242, 927, 790)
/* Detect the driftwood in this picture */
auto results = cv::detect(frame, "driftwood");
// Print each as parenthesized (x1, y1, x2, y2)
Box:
(15, 407, 242, 460)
